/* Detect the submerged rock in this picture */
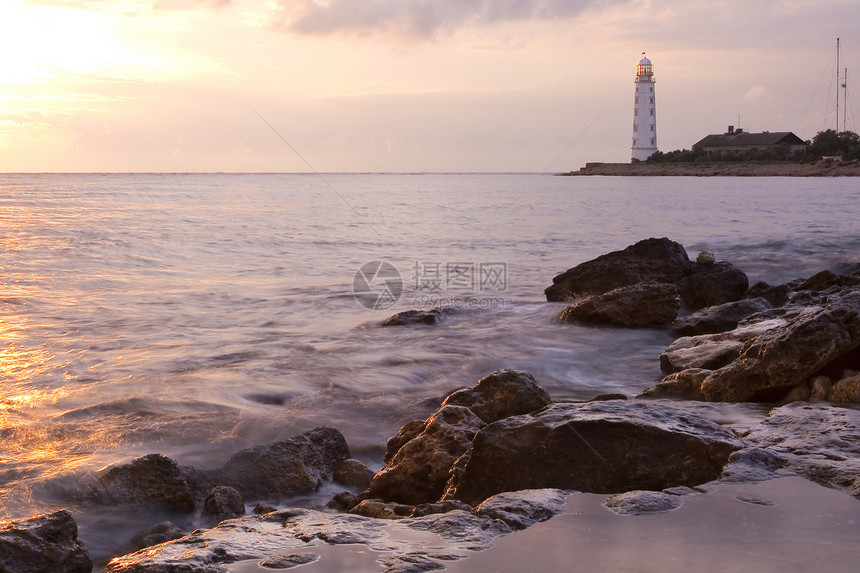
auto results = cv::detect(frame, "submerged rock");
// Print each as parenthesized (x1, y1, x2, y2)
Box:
(131, 521, 185, 551)
(603, 490, 683, 515)
(0, 510, 92, 573)
(381, 308, 443, 326)
(443, 400, 744, 505)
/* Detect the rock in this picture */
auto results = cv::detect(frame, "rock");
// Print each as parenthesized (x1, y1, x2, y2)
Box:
(746, 281, 791, 307)
(545, 237, 691, 302)
(411, 500, 474, 517)
(131, 521, 185, 550)
(365, 405, 485, 506)
(201, 486, 245, 525)
(678, 261, 749, 311)
(670, 297, 772, 336)
(441, 369, 552, 424)
(696, 250, 715, 265)
(333, 459, 376, 489)
(383, 419, 427, 464)
(743, 402, 860, 497)
(0, 509, 92, 573)
(557, 282, 681, 328)
(701, 289, 860, 402)
(659, 333, 746, 375)
(202, 426, 350, 500)
(637, 368, 709, 400)
(797, 270, 860, 291)
(104, 501, 534, 572)
(474, 489, 568, 530)
(809, 375, 833, 402)
(95, 453, 195, 512)
(603, 490, 682, 515)
(443, 400, 743, 505)
(719, 448, 787, 483)
(382, 308, 442, 326)
(260, 553, 320, 568)
(545, 238, 748, 312)
(253, 502, 278, 515)
(349, 499, 414, 520)
(829, 373, 860, 402)
(781, 382, 811, 403)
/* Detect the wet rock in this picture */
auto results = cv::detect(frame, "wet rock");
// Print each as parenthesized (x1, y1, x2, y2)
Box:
(349, 499, 414, 520)
(382, 308, 443, 326)
(743, 402, 860, 497)
(719, 448, 787, 483)
(131, 521, 185, 550)
(557, 282, 681, 328)
(545, 238, 748, 312)
(411, 500, 474, 517)
(201, 486, 245, 525)
(365, 406, 485, 506)
(326, 491, 359, 512)
(474, 489, 568, 530)
(701, 289, 860, 402)
(95, 453, 195, 512)
(797, 270, 860, 292)
(333, 458, 376, 489)
(441, 369, 551, 424)
(260, 553, 320, 568)
(638, 368, 709, 401)
(443, 401, 744, 505)
(104, 500, 537, 573)
(253, 502, 278, 515)
(781, 382, 812, 403)
(0, 509, 92, 573)
(603, 490, 682, 515)
(829, 373, 860, 402)
(202, 426, 351, 500)
(670, 297, 772, 336)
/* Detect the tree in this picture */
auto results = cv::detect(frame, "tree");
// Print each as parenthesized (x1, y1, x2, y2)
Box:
(807, 130, 860, 160)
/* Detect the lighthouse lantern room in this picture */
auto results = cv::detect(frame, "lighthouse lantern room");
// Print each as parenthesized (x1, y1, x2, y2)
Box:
(632, 54, 657, 161)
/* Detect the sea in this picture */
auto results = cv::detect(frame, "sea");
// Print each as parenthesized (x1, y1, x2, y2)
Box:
(1, 173, 859, 564)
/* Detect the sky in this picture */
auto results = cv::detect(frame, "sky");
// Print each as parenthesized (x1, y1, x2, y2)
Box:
(0, 0, 857, 173)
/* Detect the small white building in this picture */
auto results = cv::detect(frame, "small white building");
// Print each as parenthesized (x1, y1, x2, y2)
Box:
(631, 55, 658, 162)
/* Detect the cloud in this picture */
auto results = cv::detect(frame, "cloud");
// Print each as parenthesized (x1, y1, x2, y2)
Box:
(272, 0, 632, 38)
(744, 85, 766, 102)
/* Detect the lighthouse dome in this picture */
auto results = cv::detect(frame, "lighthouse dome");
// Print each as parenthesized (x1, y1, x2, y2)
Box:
(639, 57, 652, 66)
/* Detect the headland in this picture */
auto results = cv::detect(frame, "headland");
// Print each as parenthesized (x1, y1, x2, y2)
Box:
(564, 160, 860, 176)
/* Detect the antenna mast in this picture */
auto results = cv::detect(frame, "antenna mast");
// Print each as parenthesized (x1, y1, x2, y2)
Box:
(844, 67, 848, 133)
(836, 38, 840, 132)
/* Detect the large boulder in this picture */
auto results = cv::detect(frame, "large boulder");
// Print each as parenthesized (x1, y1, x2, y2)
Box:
(203, 426, 351, 500)
(545, 238, 748, 312)
(364, 405, 485, 506)
(443, 400, 743, 505)
(0, 510, 92, 573)
(94, 453, 195, 512)
(701, 288, 860, 402)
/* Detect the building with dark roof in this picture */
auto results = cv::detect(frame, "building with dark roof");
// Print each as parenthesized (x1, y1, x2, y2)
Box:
(692, 126, 807, 157)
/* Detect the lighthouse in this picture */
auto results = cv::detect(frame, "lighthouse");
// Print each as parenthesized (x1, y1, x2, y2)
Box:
(632, 54, 657, 161)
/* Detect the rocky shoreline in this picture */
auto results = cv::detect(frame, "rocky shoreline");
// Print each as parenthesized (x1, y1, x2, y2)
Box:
(563, 161, 860, 177)
(3, 238, 860, 572)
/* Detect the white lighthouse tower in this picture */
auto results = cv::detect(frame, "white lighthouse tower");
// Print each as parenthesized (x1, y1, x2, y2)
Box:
(632, 54, 657, 161)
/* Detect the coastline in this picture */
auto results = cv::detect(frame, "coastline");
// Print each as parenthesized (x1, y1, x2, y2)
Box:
(563, 161, 860, 177)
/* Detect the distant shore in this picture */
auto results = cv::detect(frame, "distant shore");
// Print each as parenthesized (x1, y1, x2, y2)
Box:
(563, 161, 860, 177)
